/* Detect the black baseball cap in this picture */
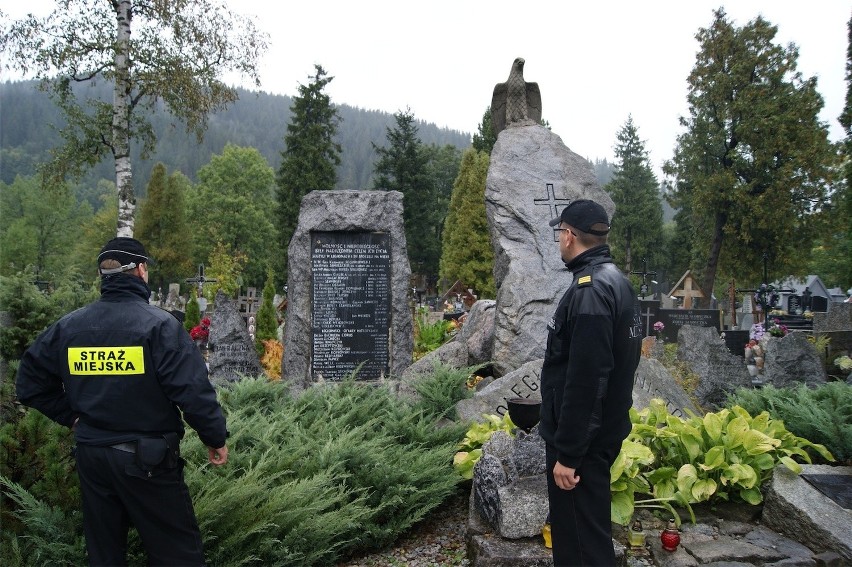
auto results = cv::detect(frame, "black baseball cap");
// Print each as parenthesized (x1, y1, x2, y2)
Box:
(98, 237, 154, 275)
(548, 199, 610, 236)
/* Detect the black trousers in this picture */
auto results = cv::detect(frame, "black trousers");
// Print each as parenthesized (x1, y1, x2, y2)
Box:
(545, 444, 619, 567)
(75, 443, 205, 566)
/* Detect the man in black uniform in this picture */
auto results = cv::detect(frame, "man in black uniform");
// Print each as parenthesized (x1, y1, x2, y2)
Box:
(538, 200, 642, 566)
(16, 237, 229, 566)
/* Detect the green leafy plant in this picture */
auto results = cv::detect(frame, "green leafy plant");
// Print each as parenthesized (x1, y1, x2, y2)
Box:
(453, 413, 515, 480)
(728, 382, 852, 464)
(413, 310, 456, 360)
(610, 399, 834, 526)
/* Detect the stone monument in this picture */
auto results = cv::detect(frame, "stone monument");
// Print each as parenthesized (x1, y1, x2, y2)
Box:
(283, 190, 413, 391)
(486, 125, 615, 375)
(207, 290, 263, 385)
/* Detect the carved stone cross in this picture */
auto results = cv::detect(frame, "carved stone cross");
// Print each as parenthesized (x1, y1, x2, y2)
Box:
(533, 183, 570, 241)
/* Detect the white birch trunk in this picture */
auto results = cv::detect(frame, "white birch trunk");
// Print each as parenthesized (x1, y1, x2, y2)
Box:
(114, 0, 135, 237)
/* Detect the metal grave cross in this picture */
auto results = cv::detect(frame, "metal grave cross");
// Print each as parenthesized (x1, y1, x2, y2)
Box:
(630, 258, 657, 297)
(185, 264, 217, 298)
(639, 304, 656, 337)
(533, 183, 571, 241)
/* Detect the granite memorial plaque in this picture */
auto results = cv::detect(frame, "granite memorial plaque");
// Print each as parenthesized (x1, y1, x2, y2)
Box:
(311, 231, 391, 381)
(656, 308, 722, 342)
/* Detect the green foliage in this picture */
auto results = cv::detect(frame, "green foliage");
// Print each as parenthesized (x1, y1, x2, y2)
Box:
(3, 370, 467, 566)
(439, 148, 495, 298)
(413, 311, 456, 360)
(188, 144, 276, 288)
(184, 287, 201, 333)
(610, 399, 834, 526)
(0, 1, 267, 233)
(663, 9, 838, 299)
(136, 164, 193, 289)
(472, 107, 496, 155)
(604, 116, 664, 274)
(0, 270, 97, 361)
(409, 363, 477, 421)
(0, 176, 93, 281)
(727, 382, 852, 464)
(205, 242, 246, 299)
(453, 413, 515, 480)
(255, 270, 279, 342)
(275, 64, 342, 285)
(373, 108, 441, 279)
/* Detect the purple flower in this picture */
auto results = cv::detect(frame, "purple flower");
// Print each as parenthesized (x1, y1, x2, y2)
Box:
(653, 321, 665, 332)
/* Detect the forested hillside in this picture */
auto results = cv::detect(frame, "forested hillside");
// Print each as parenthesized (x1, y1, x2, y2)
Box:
(0, 80, 472, 193)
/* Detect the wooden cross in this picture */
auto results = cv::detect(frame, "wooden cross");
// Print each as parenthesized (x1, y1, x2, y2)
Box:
(668, 270, 705, 309)
(631, 258, 658, 297)
(237, 287, 259, 323)
(185, 264, 217, 298)
(533, 183, 571, 241)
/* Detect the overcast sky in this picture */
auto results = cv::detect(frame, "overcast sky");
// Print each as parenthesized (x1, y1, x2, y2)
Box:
(4, 1, 848, 176)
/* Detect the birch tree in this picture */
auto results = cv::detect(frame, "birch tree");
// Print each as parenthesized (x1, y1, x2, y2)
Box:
(1, 0, 267, 236)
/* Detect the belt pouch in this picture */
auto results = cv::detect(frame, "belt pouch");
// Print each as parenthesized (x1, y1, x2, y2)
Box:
(136, 437, 168, 472)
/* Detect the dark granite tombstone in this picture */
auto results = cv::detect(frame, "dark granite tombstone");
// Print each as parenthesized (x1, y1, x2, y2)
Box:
(787, 294, 802, 315)
(207, 291, 263, 385)
(283, 190, 413, 390)
(310, 231, 391, 381)
(656, 308, 722, 342)
(811, 295, 829, 312)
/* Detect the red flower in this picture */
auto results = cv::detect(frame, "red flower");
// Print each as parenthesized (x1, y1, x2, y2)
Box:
(190, 317, 211, 341)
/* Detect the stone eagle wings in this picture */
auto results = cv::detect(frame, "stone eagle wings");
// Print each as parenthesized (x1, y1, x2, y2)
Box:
(491, 57, 542, 135)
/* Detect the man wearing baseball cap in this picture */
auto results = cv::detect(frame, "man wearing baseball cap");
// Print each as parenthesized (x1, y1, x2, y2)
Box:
(539, 200, 642, 566)
(16, 236, 229, 566)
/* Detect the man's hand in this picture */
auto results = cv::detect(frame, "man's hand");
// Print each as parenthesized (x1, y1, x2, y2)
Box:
(553, 461, 580, 490)
(208, 444, 228, 466)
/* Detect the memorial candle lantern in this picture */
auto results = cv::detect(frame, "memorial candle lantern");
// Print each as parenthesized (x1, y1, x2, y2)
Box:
(660, 518, 680, 551)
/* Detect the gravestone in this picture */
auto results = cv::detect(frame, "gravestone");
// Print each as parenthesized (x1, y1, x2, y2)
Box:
(456, 356, 699, 423)
(486, 124, 615, 375)
(283, 190, 413, 390)
(655, 308, 722, 342)
(207, 290, 263, 385)
(786, 294, 802, 315)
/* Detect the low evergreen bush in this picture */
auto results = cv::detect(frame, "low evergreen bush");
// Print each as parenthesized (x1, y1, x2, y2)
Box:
(1, 366, 469, 566)
(727, 382, 852, 464)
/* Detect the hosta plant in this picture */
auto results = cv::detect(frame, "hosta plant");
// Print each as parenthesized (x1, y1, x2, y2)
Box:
(453, 413, 515, 479)
(610, 399, 834, 526)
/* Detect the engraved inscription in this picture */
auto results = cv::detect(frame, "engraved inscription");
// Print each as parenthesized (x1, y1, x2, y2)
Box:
(311, 232, 391, 381)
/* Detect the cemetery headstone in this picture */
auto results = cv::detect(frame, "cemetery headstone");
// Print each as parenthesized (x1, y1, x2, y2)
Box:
(207, 290, 263, 385)
(655, 307, 723, 342)
(486, 124, 615, 375)
(283, 190, 413, 390)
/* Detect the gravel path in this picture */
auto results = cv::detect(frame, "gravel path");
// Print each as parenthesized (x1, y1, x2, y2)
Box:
(336, 487, 471, 567)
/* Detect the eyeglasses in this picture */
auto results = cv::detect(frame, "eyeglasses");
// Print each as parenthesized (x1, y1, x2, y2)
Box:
(554, 227, 576, 236)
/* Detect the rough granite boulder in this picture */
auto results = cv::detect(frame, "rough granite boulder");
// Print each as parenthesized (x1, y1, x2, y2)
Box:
(456, 359, 543, 424)
(762, 331, 828, 387)
(459, 300, 497, 366)
(486, 123, 614, 375)
(677, 325, 751, 408)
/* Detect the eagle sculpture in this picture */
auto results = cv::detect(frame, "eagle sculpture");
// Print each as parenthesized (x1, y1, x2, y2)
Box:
(491, 57, 542, 135)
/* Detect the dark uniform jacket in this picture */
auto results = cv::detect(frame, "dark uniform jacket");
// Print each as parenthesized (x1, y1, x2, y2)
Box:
(16, 274, 227, 449)
(539, 245, 642, 469)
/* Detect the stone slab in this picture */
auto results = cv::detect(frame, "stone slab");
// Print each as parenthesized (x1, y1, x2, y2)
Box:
(762, 464, 852, 561)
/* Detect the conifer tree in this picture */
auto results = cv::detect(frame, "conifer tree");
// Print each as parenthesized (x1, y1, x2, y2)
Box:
(439, 149, 495, 297)
(373, 108, 439, 280)
(472, 107, 497, 155)
(184, 287, 201, 333)
(604, 116, 663, 273)
(276, 65, 342, 285)
(136, 163, 193, 290)
(664, 9, 836, 298)
(256, 270, 279, 342)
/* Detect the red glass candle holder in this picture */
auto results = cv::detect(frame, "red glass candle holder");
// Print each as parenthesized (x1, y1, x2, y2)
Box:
(660, 518, 680, 551)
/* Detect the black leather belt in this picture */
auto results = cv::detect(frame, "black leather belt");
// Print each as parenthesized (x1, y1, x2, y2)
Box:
(110, 442, 137, 453)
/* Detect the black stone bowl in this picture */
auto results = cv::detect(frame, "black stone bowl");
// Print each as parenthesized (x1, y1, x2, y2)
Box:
(507, 397, 541, 433)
